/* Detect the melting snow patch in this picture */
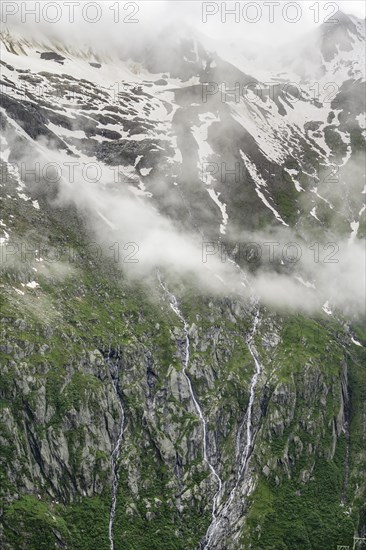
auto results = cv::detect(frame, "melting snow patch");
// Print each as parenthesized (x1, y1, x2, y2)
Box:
(349, 221, 359, 243)
(0, 135, 10, 162)
(0, 220, 10, 245)
(0, 230, 10, 245)
(240, 151, 289, 227)
(140, 167, 152, 176)
(310, 207, 320, 221)
(231, 101, 286, 164)
(356, 114, 365, 130)
(206, 188, 228, 234)
(134, 155, 143, 167)
(17, 192, 30, 201)
(322, 301, 332, 315)
(351, 337, 362, 347)
(284, 168, 303, 192)
(32, 200, 40, 209)
(335, 129, 352, 167)
(170, 136, 183, 164)
(311, 187, 334, 210)
(26, 281, 40, 289)
(192, 113, 219, 184)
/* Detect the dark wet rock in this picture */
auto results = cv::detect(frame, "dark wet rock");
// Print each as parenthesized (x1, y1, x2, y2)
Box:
(96, 128, 122, 140)
(18, 74, 44, 85)
(40, 52, 66, 63)
(0, 94, 69, 149)
(0, 60, 15, 71)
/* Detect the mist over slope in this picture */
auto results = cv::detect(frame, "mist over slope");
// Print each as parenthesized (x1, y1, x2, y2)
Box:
(0, 4, 365, 550)
(1, 10, 365, 315)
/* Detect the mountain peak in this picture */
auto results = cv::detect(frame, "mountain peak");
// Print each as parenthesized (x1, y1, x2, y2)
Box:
(319, 9, 363, 62)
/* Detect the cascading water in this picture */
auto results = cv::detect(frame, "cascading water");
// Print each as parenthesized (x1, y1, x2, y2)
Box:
(157, 273, 223, 519)
(107, 351, 125, 550)
(201, 300, 263, 549)
(158, 261, 263, 548)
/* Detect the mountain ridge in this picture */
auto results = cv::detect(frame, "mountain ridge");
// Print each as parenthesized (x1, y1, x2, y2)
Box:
(0, 10, 365, 550)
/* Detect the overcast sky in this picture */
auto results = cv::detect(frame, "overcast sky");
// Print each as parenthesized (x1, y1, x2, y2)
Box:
(163, 1, 366, 46)
(4, 1, 365, 49)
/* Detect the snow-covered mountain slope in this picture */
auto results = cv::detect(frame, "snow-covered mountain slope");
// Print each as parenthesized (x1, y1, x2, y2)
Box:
(1, 16, 365, 247)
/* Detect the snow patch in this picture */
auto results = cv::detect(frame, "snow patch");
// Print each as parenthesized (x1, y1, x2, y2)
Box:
(240, 150, 289, 226)
(206, 188, 228, 235)
(351, 337, 362, 347)
(322, 301, 332, 315)
(356, 113, 365, 130)
(310, 206, 320, 221)
(140, 167, 152, 176)
(17, 192, 30, 201)
(26, 281, 40, 289)
(284, 168, 303, 192)
(349, 221, 359, 243)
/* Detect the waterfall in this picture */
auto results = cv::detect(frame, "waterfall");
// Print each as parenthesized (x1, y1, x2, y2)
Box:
(201, 300, 262, 548)
(158, 273, 223, 520)
(157, 263, 263, 548)
(108, 352, 125, 550)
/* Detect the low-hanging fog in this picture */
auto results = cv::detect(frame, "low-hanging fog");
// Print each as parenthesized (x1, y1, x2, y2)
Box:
(9, 133, 364, 318)
(1, 1, 365, 318)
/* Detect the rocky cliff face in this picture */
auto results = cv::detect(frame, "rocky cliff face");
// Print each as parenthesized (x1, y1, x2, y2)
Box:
(0, 12, 365, 550)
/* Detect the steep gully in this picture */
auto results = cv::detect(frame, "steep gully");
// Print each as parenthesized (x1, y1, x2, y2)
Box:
(105, 266, 263, 548)
(107, 348, 125, 550)
(202, 300, 263, 548)
(157, 272, 223, 519)
(157, 269, 264, 548)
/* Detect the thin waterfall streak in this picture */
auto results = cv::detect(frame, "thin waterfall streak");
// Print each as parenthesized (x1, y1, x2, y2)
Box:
(108, 359, 125, 550)
(202, 297, 262, 549)
(157, 272, 222, 520)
